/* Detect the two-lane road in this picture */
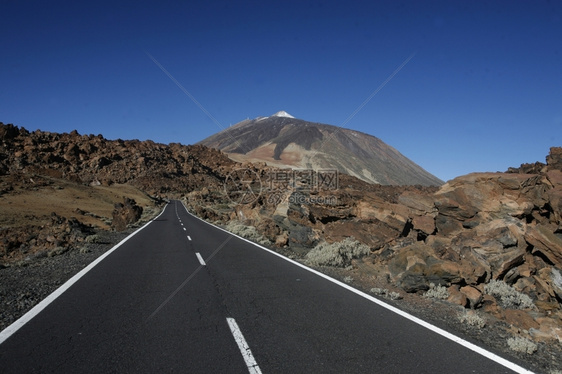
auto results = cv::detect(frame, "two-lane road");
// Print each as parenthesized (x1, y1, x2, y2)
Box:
(0, 201, 532, 373)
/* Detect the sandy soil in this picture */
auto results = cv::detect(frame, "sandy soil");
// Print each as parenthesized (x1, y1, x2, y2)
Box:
(0, 174, 157, 229)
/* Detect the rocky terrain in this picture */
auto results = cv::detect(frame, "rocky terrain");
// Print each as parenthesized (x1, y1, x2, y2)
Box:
(1, 121, 562, 372)
(186, 147, 562, 372)
(0, 123, 234, 197)
(199, 111, 444, 186)
(0, 122, 235, 264)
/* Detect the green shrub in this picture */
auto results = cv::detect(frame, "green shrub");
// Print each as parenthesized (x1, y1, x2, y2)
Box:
(484, 280, 535, 310)
(305, 237, 371, 267)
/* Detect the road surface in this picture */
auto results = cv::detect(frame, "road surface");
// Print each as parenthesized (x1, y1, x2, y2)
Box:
(0, 201, 532, 373)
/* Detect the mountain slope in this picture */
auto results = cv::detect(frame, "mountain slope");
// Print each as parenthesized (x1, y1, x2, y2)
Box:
(199, 112, 443, 186)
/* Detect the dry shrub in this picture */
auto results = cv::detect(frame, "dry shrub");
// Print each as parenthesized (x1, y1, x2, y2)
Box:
(306, 237, 370, 268)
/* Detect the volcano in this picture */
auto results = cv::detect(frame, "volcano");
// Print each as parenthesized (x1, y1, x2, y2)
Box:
(199, 112, 443, 186)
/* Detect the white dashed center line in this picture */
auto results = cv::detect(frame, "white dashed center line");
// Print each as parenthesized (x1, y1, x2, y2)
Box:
(226, 318, 261, 374)
(195, 253, 206, 266)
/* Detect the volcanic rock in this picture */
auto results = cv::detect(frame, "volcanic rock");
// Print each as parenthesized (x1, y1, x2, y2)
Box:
(547, 147, 562, 170)
(460, 285, 483, 309)
(111, 198, 143, 231)
(199, 114, 444, 186)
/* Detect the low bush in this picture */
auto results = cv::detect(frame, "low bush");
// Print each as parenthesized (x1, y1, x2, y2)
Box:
(225, 221, 270, 246)
(484, 280, 535, 310)
(85, 234, 101, 243)
(424, 283, 449, 300)
(507, 336, 537, 354)
(305, 237, 371, 267)
(370, 288, 387, 296)
(370, 287, 402, 300)
(458, 311, 486, 328)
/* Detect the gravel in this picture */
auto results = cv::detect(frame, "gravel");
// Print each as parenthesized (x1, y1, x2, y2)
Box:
(0, 229, 134, 331)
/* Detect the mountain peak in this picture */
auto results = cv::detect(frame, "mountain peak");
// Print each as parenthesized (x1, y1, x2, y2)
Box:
(199, 115, 444, 186)
(271, 110, 294, 118)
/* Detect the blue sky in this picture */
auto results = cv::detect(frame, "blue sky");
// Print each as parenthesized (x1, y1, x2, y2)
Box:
(1, 0, 561, 182)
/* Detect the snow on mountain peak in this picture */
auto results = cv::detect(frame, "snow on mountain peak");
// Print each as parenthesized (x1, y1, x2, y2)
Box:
(271, 110, 295, 118)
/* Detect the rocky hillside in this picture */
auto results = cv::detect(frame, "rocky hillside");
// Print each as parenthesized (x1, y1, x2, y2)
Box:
(0, 123, 234, 197)
(198, 111, 444, 186)
(0, 122, 235, 264)
(187, 146, 562, 348)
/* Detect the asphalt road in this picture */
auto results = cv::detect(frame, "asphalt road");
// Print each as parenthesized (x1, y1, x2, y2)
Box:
(0, 201, 533, 373)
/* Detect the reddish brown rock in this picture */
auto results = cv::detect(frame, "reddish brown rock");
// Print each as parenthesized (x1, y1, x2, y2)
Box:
(546, 180, 562, 224)
(397, 191, 436, 213)
(546, 170, 562, 187)
(255, 219, 282, 242)
(516, 262, 533, 278)
(546, 147, 562, 170)
(0, 123, 21, 140)
(460, 285, 483, 309)
(513, 277, 537, 297)
(412, 215, 435, 236)
(504, 309, 539, 331)
(426, 261, 463, 285)
(275, 232, 289, 247)
(526, 225, 562, 267)
(481, 295, 502, 318)
(435, 214, 464, 236)
(324, 220, 398, 249)
(447, 285, 468, 307)
(457, 247, 490, 285)
(0, 212, 94, 264)
(111, 198, 143, 231)
(530, 317, 562, 342)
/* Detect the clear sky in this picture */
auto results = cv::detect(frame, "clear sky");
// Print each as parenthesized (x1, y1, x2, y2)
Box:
(1, 0, 561, 182)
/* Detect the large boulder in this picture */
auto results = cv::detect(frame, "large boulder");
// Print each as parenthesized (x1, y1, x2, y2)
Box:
(434, 173, 544, 222)
(111, 198, 143, 231)
(0, 123, 20, 140)
(525, 225, 562, 267)
(386, 242, 463, 292)
(546, 147, 562, 171)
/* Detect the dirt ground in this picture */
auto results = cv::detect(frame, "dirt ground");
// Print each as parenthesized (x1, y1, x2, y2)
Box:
(0, 174, 158, 229)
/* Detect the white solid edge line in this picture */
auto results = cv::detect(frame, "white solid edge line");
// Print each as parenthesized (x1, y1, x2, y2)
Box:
(226, 318, 262, 374)
(195, 252, 206, 266)
(0, 203, 169, 346)
(180, 201, 533, 374)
